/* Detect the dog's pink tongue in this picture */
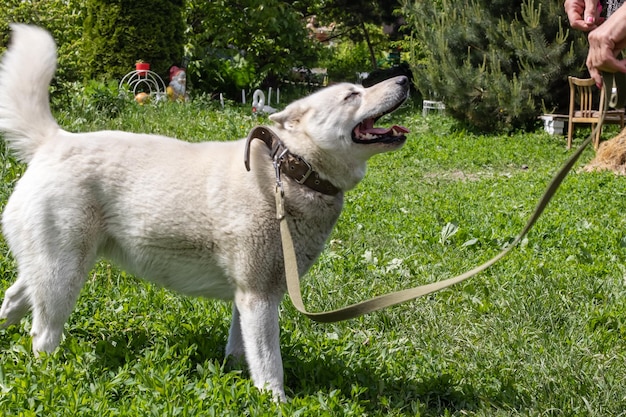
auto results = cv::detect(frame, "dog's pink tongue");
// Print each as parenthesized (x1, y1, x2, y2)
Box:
(364, 125, 410, 135)
(360, 119, 410, 135)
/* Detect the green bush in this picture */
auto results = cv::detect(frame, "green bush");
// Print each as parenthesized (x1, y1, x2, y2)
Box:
(401, 0, 589, 132)
(83, 0, 185, 82)
(320, 35, 374, 83)
(184, 0, 319, 98)
(52, 80, 131, 132)
(317, 22, 403, 84)
(0, 0, 86, 88)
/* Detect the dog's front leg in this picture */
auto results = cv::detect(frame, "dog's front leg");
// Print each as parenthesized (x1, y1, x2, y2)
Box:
(234, 289, 286, 401)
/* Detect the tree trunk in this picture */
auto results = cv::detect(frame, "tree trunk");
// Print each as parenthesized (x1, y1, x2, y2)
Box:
(360, 19, 378, 70)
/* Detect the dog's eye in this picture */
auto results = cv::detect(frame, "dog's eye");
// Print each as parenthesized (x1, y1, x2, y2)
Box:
(344, 91, 360, 101)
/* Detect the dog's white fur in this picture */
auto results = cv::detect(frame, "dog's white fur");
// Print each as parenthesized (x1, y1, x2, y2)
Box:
(0, 25, 409, 400)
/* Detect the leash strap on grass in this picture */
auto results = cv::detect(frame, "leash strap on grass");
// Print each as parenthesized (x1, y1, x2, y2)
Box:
(279, 136, 592, 322)
(276, 77, 613, 323)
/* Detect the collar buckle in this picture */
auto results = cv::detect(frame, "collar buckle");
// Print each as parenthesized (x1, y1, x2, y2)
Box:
(292, 157, 313, 185)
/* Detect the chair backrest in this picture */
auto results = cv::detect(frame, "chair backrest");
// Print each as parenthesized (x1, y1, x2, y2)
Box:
(568, 76, 605, 118)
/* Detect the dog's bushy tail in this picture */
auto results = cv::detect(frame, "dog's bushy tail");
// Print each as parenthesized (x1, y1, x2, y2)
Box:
(0, 24, 60, 164)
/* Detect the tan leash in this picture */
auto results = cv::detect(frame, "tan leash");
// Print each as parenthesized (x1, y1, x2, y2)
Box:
(603, 71, 626, 108)
(277, 135, 592, 322)
(250, 78, 615, 323)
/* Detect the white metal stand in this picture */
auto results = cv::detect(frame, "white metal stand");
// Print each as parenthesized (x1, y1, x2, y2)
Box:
(119, 70, 167, 100)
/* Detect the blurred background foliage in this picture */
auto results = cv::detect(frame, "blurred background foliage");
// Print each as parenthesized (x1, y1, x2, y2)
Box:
(0, 0, 591, 132)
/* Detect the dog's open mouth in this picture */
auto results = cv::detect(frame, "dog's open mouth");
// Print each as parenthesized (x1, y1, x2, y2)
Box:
(352, 117, 410, 144)
(352, 97, 410, 144)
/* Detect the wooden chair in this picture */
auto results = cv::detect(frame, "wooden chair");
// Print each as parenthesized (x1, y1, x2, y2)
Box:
(567, 76, 625, 149)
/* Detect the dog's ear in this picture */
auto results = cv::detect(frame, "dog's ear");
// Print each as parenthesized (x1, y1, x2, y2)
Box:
(269, 104, 307, 131)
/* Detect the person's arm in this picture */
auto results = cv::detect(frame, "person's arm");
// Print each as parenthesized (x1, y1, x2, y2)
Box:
(587, 4, 626, 86)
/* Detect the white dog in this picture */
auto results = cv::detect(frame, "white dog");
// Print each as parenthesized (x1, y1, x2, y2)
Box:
(0, 25, 409, 400)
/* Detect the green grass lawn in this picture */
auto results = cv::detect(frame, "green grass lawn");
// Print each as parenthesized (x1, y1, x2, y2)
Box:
(1, 97, 625, 416)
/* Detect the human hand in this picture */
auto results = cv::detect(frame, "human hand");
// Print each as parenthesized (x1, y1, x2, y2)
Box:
(564, 0, 603, 31)
(586, 6, 626, 86)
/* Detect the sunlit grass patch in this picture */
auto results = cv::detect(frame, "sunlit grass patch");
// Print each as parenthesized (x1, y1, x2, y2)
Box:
(1, 96, 625, 416)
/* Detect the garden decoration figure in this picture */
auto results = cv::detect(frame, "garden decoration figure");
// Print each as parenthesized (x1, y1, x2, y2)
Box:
(251, 89, 277, 115)
(167, 66, 188, 102)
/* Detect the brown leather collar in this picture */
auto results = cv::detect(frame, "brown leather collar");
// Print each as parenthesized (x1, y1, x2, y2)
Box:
(244, 126, 341, 196)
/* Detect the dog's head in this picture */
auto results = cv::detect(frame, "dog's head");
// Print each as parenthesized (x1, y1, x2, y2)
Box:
(269, 76, 410, 190)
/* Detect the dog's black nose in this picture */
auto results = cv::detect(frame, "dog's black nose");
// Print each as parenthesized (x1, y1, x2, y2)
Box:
(396, 76, 409, 86)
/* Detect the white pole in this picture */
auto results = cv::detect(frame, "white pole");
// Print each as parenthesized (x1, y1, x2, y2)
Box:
(268, 87, 272, 106)
(220, 93, 224, 109)
(242, 89, 246, 104)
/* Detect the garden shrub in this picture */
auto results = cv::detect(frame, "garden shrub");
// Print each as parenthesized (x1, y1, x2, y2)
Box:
(401, 0, 589, 132)
(0, 0, 86, 89)
(83, 0, 185, 83)
(184, 0, 319, 99)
